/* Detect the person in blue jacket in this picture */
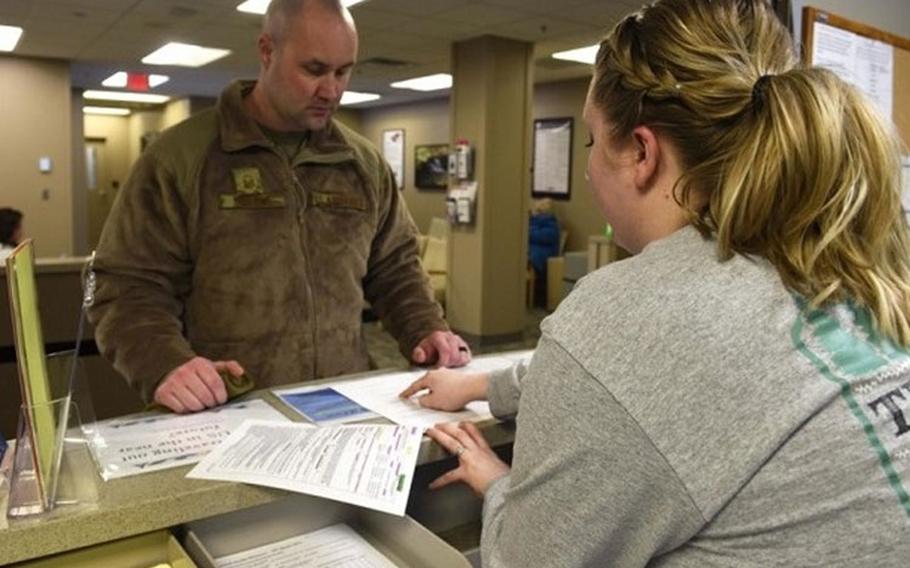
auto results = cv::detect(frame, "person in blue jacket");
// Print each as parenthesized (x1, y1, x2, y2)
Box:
(528, 199, 560, 306)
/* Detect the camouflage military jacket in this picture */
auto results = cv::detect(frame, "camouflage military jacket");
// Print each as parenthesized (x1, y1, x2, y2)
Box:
(89, 80, 446, 403)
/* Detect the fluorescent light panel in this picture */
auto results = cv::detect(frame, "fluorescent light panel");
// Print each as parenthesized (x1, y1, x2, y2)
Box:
(340, 91, 380, 105)
(142, 42, 231, 67)
(390, 73, 452, 92)
(102, 72, 170, 89)
(551, 45, 599, 65)
(0, 24, 23, 52)
(237, 0, 366, 14)
(83, 106, 131, 116)
(83, 90, 170, 104)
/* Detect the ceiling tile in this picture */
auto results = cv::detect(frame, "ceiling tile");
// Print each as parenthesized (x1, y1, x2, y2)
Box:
(484, 16, 593, 43)
(433, 3, 535, 26)
(356, 0, 461, 17)
(557, 0, 641, 28)
(0, 0, 32, 19)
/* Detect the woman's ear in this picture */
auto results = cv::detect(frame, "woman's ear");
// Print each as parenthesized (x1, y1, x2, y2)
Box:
(630, 125, 661, 191)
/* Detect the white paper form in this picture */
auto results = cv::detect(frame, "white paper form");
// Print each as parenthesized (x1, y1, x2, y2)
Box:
(187, 420, 423, 516)
(812, 21, 894, 121)
(214, 523, 396, 568)
(85, 399, 289, 480)
(332, 353, 534, 429)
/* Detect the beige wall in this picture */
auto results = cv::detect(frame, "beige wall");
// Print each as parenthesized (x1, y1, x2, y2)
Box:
(127, 109, 163, 166)
(0, 56, 73, 257)
(358, 98, 450, 234)
(533, 78, 604, 252)
(161, 97, 191, 130)
(358, 80, 603, 250)
(334, 107, 363, 133)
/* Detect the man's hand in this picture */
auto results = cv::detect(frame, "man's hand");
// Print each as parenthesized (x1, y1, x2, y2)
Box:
(398, 369, 489, 411)
(411, 330, 471, 367)
(153, 357, 244, 413)
(426, 421, 510, 496)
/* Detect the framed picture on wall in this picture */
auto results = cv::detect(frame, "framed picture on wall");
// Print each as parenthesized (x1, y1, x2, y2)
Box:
(531, 117, 573, 200)
(382, 129, 405, 190)
(414, 144, 450, 190)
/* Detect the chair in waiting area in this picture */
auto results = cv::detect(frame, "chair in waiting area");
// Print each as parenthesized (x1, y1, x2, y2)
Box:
(420, 218, 449, 306)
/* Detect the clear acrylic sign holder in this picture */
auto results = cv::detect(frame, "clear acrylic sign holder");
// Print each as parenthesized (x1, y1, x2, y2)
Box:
(7, 351, 99, 519)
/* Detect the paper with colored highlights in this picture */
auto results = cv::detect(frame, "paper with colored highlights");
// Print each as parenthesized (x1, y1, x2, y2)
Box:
(5, 240, 56, 506)
(188, 420, 422, 516)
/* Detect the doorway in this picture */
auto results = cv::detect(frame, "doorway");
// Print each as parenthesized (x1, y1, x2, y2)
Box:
(84, 138, 119, 251)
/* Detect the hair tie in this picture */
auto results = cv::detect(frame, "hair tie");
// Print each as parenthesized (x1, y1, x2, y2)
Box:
(752, 74, 773, 110)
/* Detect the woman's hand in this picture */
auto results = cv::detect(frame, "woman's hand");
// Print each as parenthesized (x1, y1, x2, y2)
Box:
(398, 369, 489, 411)
(425, 421, 510, 496)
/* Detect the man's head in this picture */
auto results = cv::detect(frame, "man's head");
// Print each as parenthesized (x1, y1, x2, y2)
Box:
(255, 0, 357, 131)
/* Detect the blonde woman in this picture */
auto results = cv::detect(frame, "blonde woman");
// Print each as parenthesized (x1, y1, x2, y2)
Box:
(400, 0, 910, 564)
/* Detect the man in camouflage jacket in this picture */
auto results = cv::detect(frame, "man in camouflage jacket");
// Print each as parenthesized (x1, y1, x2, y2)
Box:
(88, 0, 470, 413)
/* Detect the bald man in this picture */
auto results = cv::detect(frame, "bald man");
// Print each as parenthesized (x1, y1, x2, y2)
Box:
(89, 0, 470, 414)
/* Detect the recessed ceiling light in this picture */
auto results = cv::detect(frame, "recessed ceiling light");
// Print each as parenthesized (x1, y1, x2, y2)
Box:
(237, 0, 366, 15)
(149, 74, 169, 87)
(141, 42, 231, 67)
(551, 45, 599, 65)
(83, 90, 170, 104)
(0, 24, 23, 52)
(390, 73, 452, 92)
(102, 72, 170, 89)
(83, 106, 131, 116)
(340, 91, 380, 105)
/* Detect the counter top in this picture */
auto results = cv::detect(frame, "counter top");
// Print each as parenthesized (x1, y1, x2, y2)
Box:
(0, 371, 514, 565)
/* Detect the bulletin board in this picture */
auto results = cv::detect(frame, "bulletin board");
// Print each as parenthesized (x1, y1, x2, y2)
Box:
(802, 6, 910, 149)
(531, 117, 573, 200)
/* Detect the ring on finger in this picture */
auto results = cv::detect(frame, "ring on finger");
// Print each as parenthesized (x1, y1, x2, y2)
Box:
(454, 444, 466, 457)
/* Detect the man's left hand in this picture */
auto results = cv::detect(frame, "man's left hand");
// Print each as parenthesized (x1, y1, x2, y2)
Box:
(411, 330, 471, 367)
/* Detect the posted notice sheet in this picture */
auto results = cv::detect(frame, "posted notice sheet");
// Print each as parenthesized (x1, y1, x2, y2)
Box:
(214, 523, 396, 568)
(187, 420, 422, 516)
(86, 399, 289, 480)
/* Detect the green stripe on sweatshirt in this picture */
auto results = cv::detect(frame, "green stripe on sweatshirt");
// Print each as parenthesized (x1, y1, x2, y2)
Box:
(791, 298, 910, 519)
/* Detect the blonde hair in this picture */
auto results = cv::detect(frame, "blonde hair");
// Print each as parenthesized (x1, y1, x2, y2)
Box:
(592, 0, 910, 346)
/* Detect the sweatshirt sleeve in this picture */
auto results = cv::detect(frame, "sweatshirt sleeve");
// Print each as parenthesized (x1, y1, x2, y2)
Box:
(362, 160, 448, 357)
(87, 149, 197, 403)
(487, 358, 531, 420)
(481, 336, 705, 567)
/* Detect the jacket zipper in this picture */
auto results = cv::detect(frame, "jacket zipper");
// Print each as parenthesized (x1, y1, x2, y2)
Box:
(289, 165, 319, 379)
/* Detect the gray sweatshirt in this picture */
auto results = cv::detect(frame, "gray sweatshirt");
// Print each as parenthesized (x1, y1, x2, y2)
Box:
(482, 226, 910, 567)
